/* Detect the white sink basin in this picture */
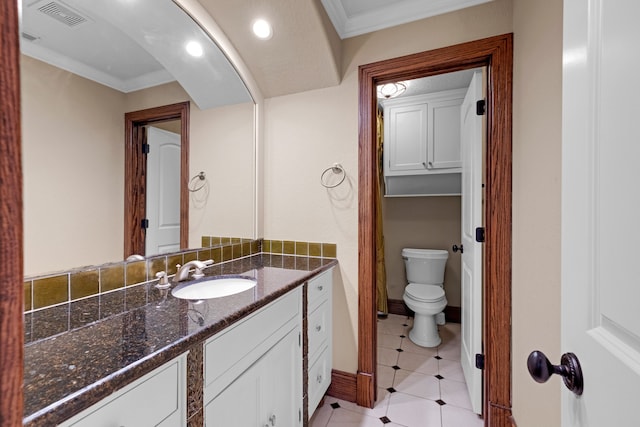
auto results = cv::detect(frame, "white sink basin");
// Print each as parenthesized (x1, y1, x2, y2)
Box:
(171, 277, 256, 300)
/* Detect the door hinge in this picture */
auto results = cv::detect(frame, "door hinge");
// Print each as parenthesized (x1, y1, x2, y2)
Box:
(141, 218, 149, 229)
(475, 227, 485, 243)
(299, 408, 302, 423)
(475, 353, 485, 370)
(476, 99, 486, 116)
(142, 143, 150, 154)
(298, 331, 301, 347)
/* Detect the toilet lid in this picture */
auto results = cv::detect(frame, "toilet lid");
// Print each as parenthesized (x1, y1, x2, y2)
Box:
(405, 283, 445, 302)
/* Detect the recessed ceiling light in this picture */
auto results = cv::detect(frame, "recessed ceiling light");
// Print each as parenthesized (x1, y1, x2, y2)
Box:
(252, 19, 273, 40)
(185, 40, 203, 57)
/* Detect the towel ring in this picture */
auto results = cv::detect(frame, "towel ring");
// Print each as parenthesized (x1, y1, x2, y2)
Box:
(189, 171, 206, 192)
(320, 163, 346, 188)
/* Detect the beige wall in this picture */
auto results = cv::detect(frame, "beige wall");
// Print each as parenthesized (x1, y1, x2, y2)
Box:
(512, 0, 563, 425)
(383, 197, 462, 305)
(22, 60, 255, 276)
(263, 0, 513, 374)
(22, 56, 126, 275)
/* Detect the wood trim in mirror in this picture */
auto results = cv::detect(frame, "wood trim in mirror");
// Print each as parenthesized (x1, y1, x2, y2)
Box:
(124, 101, 190, 258)
(358, 34, 513, 425)
(0, 0, 25, 423)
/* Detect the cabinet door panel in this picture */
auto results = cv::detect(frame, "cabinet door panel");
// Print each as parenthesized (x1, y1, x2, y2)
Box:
(387, 104, 428, 172)
(262, 327, 302, 427)
(428, 98, 463, 169)
(205, 365, 261, 427)
(66, 356, 185, 427)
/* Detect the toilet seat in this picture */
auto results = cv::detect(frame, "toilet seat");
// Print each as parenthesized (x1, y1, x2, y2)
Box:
(405, 283, 445, 303)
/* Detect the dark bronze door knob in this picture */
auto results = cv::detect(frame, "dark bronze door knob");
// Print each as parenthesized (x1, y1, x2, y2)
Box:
(527, 350, 584, 396)
(452, 244, 463, 253)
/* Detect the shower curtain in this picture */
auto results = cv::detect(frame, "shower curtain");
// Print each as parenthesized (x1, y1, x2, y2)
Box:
(376, 109, 389, 315)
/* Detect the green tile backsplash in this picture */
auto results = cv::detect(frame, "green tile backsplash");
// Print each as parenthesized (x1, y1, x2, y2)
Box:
(25, 238, 262, 314)
(263, 239, 337, 258)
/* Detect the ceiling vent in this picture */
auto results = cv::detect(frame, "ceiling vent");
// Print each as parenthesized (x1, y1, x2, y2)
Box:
(37, 1, 88, 27)
(21, 32, 40, 42)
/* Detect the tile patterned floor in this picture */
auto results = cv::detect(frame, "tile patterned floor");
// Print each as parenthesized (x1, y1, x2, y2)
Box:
(309, 314, 483, 427)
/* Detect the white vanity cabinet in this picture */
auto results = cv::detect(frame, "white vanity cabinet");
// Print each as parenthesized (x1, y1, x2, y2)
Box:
(59, 353, 187, 427)
(382, 88, 466, 196)
(307, 267, 333, 419)
(203, 288, 303, 427)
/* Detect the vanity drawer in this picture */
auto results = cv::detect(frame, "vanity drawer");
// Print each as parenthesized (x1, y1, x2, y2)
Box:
(307, 268, 331, 311)
(204, 288, 300, 395)
(308, 346, 331, 418)
(63, 354, 186, 427)
(308, 300, 329, 357)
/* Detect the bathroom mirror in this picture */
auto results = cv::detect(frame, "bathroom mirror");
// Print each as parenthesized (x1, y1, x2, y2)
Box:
(20, 0, 257, 276)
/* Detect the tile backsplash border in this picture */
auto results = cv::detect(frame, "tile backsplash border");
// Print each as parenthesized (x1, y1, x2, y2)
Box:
(24, 238, 260, 313)
(23, 238, 337, 313)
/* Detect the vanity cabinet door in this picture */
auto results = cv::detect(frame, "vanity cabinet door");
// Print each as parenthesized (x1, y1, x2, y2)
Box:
(204, 326, 302, 427)
(204, 362, 261, 426)
(60, 354, 187, 427)
(261, 327, 303, 427)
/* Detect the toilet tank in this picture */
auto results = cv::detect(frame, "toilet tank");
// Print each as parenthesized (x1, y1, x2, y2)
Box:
(402, 248, 448, 285)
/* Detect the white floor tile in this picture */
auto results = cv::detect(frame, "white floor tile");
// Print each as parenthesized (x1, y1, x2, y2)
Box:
(439, 378, 473, 410)
(397, 351, 439, 375)
(400, 336, 439, 357)
(378, 364, 397, 389)
(441, 404, 483, 427)
(437, 340, 461, 362)
(330, 389, 391, 420)
(378, 347, 400, 367)
(438, 358, 465, 383)
(392, 370, 440, 401)
(327, 407, 387, 426)
(378, 333, 403, 350)
(386, 392, 442, 427)
(309, 400, 333, 427)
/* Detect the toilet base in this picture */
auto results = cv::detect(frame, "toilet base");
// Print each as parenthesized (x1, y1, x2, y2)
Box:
(408, 313, 441, 348)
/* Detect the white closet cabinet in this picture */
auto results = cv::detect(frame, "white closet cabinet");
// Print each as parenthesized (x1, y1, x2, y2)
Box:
(383, 88, 466, 196)
(203, 288, 303, 427)
(59, 353, 187, 427)
(307, 267, 333, 419)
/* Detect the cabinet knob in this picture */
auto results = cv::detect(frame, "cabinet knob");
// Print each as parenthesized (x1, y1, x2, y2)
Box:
(317, 285, 323, 291)
(269, 414, 277, 426)
(317, 374, 323, 383)
(315, 324, 322, 332)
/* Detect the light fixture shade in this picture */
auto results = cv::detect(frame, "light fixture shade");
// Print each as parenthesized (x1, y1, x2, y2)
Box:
(377, 82, 407, 99)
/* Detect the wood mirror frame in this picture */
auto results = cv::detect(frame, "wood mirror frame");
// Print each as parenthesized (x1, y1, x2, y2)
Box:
(124, 101, 190, 258)
(357, 34, 513, 425)
(0, 0, 24, 423)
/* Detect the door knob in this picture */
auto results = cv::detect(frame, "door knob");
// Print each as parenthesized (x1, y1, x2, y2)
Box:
(527, 350, 584, 396)
(452, 244, 463, 253)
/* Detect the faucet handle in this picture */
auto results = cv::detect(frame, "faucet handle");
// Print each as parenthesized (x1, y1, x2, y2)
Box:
(192, 259, 214, 279)
(155, 271, 170, 289)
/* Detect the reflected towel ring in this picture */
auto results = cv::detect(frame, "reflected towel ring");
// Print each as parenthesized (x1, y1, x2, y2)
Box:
(320, 163, 346, 188)
(189, 171, 206, 192)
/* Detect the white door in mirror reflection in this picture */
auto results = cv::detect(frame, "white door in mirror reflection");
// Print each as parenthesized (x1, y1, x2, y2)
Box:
(146, 126, 180, 254)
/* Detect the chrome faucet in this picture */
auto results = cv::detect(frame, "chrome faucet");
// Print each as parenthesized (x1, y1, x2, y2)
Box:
(174, 259, 214, 283)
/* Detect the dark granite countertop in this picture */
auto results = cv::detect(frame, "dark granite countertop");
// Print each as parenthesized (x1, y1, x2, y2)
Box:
(23, 254, 337, 426)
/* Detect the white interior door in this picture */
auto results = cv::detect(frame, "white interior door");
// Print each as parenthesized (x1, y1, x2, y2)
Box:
(146, 126, 181, 255)
(561, 0, 640, 425)
(460, 70, 483, 415)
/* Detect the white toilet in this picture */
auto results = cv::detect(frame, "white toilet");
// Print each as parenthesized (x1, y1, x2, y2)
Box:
(402, 248, 448, 347)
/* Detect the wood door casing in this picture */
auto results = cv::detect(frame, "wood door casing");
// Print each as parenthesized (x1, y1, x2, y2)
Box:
(124, 102, 190, 258)
(357, 34, 513, 426)
(0, 0, 24, 424)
